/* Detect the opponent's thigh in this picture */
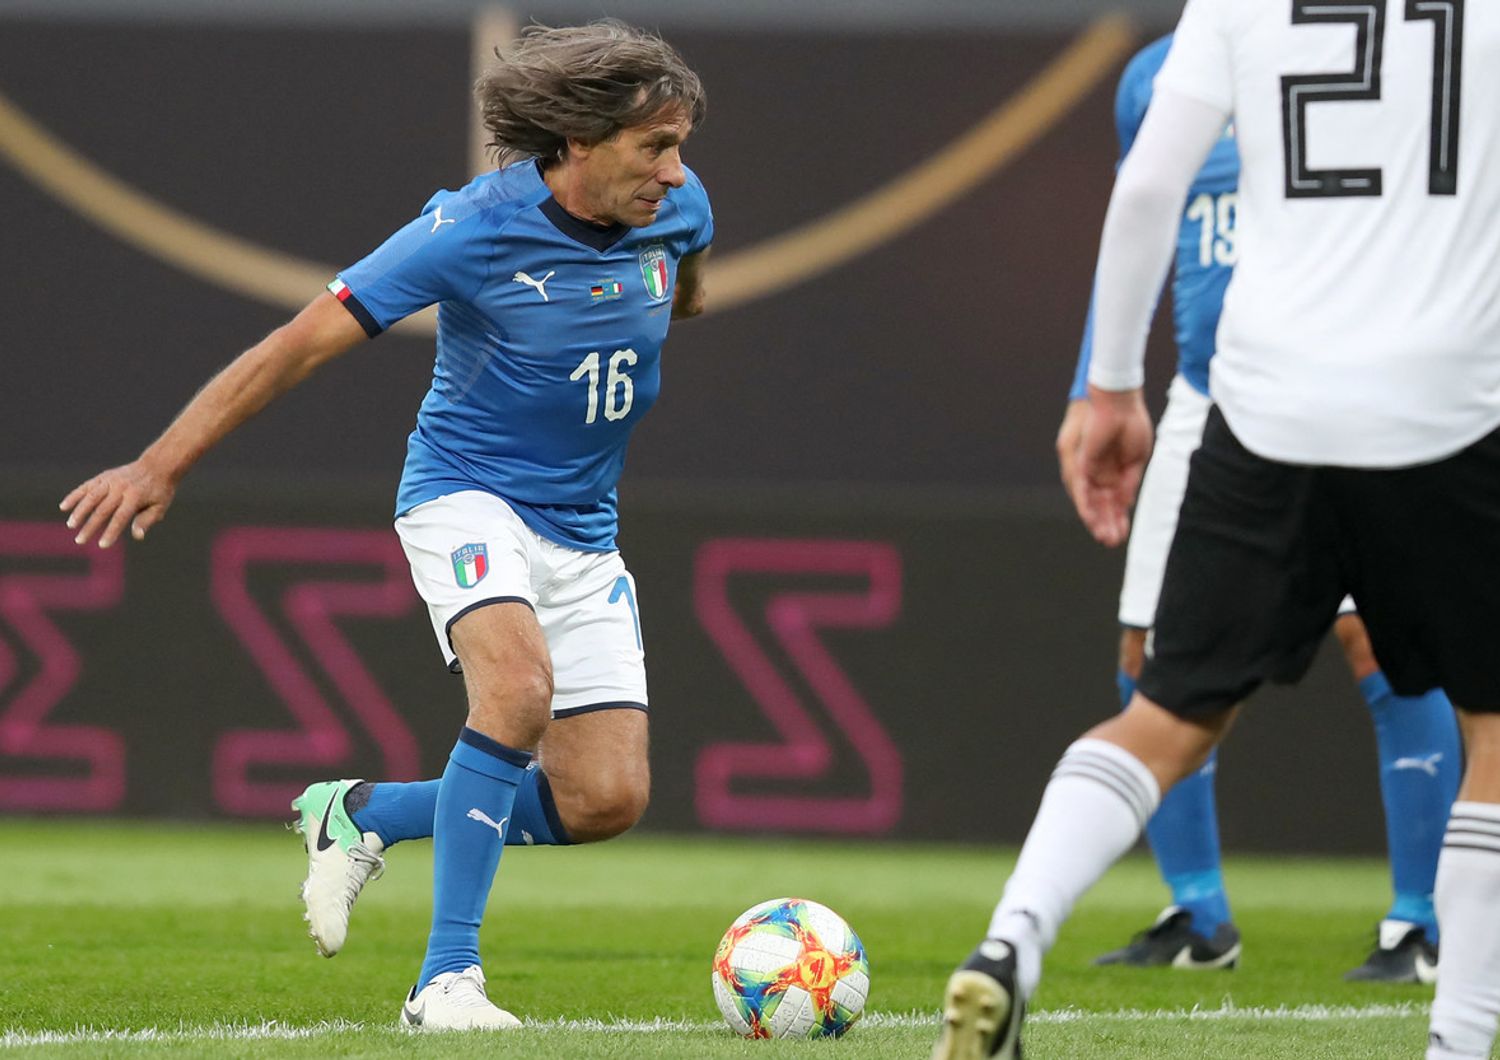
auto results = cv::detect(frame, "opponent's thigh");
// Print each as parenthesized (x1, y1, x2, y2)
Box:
(1118, 627, 1148, 682)
(1333, 610, 1379, 683)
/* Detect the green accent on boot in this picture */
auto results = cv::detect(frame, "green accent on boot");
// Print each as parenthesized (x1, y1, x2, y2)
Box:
(292, 779, 366, 855)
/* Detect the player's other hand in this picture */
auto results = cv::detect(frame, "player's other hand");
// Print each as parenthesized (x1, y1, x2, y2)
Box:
(1055, 399, 1089, 512)
(60, 459, 177, 549)
(1077, 386, 1153, 547)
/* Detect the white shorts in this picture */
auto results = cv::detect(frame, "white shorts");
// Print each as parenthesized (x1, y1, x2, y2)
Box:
(395, 490, 648, 716)
(1119, 375, 1212, 628)
(1119, 375, 1355, 627)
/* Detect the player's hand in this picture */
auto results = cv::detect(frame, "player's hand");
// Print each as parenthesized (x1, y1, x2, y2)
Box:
(1076, 386, 1153, 547)
(1054, 399, 1090, 512)
(60, 459, 177, 549)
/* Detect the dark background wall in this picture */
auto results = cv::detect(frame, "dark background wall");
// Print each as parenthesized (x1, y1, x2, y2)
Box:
(0, 10, 1391, 852)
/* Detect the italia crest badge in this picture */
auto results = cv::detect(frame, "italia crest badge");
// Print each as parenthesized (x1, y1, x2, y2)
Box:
(451, 543, 488, 588)
(638, 243, 670, 302)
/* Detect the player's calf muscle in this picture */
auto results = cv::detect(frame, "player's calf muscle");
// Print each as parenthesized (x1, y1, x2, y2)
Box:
(1086, 698, 1229, 790)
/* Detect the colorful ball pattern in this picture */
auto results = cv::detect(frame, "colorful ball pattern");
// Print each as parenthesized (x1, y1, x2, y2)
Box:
(711, 897, 870, 1039)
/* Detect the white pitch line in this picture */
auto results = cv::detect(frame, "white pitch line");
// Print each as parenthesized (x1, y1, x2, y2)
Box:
(0, 1002, 1429, 1048)
(1031, 1001, 1429, 1024)
(0, 1020, 365, 1047)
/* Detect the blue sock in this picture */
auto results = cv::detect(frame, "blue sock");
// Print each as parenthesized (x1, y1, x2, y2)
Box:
(416, 728, 530, 990)
(352, 780, 440, 848)
(509, 763, 573, 846)
(1120, 668, 1232, 936)
(350, 764, 572, 849)
(1361, 671, 1460, 944)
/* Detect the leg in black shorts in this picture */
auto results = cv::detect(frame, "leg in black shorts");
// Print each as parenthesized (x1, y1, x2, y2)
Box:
(1141, 407, 1500, 717)
(1138, 407, 1346, 718)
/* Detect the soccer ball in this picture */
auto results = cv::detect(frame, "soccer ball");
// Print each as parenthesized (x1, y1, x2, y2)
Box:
(711, 896, 870, 1039)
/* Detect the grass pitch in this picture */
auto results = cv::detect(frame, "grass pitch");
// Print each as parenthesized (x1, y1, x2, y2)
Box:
(0, 820, 1456, 1057)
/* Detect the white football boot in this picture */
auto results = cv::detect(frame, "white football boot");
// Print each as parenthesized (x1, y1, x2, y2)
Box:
(399, 965, 522, 1031)
(290, 779, 385, 957)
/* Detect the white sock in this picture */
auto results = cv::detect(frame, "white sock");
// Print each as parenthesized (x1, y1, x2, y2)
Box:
(987, 738, 1160, 998)
(1428, 802, 1500, 1059)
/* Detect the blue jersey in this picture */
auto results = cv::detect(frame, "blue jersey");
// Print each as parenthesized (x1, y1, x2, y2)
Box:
(332, 160, 714, 551)
(1070, 35, 1239, 401)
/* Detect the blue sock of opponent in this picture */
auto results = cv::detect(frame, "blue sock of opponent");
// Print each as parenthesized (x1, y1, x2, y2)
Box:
(351, 763, 573, 848)
(1120, 668, 1232, 936)
(416, 728, 530, 990)
(1360, 672, 1460, 942)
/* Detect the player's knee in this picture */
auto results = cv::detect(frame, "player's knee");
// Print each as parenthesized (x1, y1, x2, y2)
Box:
(1118, 628, 1147, 680)
(564, 772, 650, 841)
(466, 664, 554, 744)
(499, 659, 554, 715)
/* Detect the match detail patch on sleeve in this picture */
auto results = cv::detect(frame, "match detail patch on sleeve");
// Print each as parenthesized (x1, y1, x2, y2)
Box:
(327, 278, 383, 337)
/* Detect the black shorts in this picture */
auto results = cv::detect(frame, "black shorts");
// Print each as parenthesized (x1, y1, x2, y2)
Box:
(1138, 407, 1500, 717)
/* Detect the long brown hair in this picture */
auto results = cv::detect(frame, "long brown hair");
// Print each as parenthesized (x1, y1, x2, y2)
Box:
(476, 20, 707, 169)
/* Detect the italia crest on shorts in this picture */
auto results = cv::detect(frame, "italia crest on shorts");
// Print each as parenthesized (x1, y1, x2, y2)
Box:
(638, 243, 669, 302)
(451, 543, 488, 588)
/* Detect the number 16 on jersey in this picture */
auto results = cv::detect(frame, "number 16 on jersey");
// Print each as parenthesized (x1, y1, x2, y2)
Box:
(570, 349, 638, 424)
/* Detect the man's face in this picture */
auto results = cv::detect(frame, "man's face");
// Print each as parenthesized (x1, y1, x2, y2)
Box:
(576, 107, 693, 228)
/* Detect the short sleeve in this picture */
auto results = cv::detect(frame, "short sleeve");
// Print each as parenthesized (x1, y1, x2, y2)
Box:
(1155, 0, 1235, 114)
(677, 166, 714, 257)
(331, 190, 495, 336)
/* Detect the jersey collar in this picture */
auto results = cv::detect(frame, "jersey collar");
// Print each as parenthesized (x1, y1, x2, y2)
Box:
(538, 196, 630, 253)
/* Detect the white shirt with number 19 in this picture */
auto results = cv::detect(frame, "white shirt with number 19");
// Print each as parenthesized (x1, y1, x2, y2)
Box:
(1158, 0, 1500, 467)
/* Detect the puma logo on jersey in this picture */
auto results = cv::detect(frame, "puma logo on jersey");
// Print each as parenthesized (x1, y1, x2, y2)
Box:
(466, 807, 508, 840)
(430, 206, 456, 233)
(513, 270, 555, 302)
(1393, 752, 1444, 778)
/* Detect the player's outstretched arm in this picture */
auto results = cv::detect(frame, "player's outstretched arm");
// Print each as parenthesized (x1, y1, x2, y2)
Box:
(672, 248, 709, 319)
(1076, 384, 1153, 548)
(61, 292, 369, 548)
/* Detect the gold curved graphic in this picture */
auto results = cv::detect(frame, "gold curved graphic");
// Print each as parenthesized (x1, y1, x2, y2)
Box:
(707, 15, 1135, 311)
(0, 16, 1133, 328)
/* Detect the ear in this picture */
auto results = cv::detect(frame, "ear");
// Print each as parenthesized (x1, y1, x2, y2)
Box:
(564, 136, 594, 161)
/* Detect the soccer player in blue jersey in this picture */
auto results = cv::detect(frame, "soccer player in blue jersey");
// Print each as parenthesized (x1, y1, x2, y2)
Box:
(60, 21, 713, 1030)
(1053, 35, 1460, 983)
